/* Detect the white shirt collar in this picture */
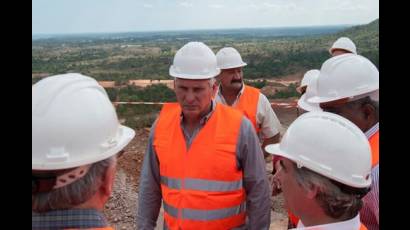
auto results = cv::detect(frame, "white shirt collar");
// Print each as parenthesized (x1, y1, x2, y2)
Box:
(293, 214, 361, 230)
(216, 83, 244, 106)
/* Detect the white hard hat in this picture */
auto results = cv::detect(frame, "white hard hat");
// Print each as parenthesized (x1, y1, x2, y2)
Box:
(297, 69, 320, 93)
(308, 54, 379, 104)
(297, 75, 322, 112)
(265, 112, 371, 188)
(169, 41, 220, 79)
(216, 47, 247, 70)
(32, 73, 135, 170)
(329, 37, 357, 55)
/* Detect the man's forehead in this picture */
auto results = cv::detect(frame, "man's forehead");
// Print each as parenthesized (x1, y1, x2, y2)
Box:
(175, 78, 210, 86)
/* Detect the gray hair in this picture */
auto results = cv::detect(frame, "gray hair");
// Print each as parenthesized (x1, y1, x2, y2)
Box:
(293, 165, 363, 220)
(174, 77, 216, 87)
(348, 96, 379, 120)
(32, 156, 116, 212)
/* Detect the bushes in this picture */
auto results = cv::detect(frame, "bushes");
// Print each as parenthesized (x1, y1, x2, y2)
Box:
(268, 83, 299, 99)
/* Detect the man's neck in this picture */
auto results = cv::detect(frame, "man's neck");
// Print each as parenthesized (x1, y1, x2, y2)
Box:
(182, 103, 213, 135)
(220, 84, 242, 106)
(74, 194, 105, 211)
(300, 211, 351, 227)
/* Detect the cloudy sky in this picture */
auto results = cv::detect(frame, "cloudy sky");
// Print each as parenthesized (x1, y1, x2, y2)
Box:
(32, 0, 379, 34)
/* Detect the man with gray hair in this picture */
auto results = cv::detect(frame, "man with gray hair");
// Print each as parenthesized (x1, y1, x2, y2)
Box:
(137, 42, 271, 229)
(32, 73, 135, 229)
(265, 111, 372, 229)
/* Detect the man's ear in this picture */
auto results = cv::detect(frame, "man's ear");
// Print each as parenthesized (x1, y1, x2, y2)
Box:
(305, 184, 319, 200)
(212, 80, 218, 97)
(363, 103, 376, 121)
(100, 163, 116, 197)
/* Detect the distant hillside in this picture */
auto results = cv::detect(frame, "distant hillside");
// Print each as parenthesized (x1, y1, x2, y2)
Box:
(322, 19, 379, 66)
(32, 20, 379, 82)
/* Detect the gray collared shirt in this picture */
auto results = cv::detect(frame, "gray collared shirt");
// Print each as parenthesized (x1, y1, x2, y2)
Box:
(181, 101, 216, 149)
(137, 102, 271, 230)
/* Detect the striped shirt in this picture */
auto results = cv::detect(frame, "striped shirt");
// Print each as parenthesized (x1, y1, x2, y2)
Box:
(365, 122, 379, 139)
(360, 123, 379, 230)
(32, 209, 109, 230)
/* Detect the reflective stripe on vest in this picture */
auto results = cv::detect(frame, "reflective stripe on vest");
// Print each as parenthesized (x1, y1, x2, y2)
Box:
(161, 176, 243, 192)
(235, 85, 260, 133)
(368, 130, 379, 167)
(164, 201, 246, 221)
(154, 103, 246, 229)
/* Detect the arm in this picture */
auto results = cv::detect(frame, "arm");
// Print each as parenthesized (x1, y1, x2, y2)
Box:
(261, 133, 280, 158)
(137, 120, 162, 230)
(257, 94, 282, 158)
(236, 117, 271, 230)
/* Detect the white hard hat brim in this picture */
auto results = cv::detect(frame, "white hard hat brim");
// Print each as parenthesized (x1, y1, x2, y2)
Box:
(265, 144, 300, 164)
(219, 62, 247, 70)
(169, 66, 221, 79)
(297, 94, 323, 112)
(308, 87, 379, 104)
(265, 141, 372, 188)
(32, 125, 136, 170)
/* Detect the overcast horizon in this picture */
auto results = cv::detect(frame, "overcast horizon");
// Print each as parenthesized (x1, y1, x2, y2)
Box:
(33, 0, 379, 35)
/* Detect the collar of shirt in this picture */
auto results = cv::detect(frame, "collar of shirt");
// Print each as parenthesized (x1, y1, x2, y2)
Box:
(365, 122, 379, 139)
(180, 100, 216, 148)
(32, 209, 108, 229)
(216, 83, 244, 106)
(294, 214, 361, 230)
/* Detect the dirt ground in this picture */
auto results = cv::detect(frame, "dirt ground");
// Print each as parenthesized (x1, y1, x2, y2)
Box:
(103, 100, 299, 230)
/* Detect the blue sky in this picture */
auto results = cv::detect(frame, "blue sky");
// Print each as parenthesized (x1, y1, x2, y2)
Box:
(32, 0, 379, 34)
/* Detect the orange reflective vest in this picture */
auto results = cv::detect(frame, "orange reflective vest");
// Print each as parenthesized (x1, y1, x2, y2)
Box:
(360, 223, 368, 230)
(288, 210, 299, 227)
(234, 85, 260, 133)
(369, 130, 379, 167)
(154, 103, 246, 230)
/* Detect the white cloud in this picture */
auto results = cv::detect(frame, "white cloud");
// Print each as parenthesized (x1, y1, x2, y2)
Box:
(143, 4, 153, 8)
(179, 1, 193, 8)
(209, 4, 224, 9)
(263, 3, 279, 8)
(249, 4, 259, 9)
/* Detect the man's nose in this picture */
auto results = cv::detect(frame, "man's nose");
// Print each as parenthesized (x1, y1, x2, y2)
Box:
(185, 91, 195, 103)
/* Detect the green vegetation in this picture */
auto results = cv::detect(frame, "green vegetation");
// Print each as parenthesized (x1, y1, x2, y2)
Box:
(32, 19, 379, 83)
(268, 83, 299, 99)
(244, 79, 267, 89)
(117, 104, 162, 129)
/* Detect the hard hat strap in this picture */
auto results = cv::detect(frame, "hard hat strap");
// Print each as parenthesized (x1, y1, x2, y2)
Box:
(53, 165, 91, 189)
